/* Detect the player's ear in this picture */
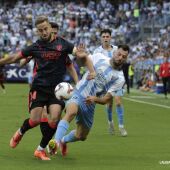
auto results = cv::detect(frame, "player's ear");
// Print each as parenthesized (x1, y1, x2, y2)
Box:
(48, 22, 52, 30)
(35, 28, 39, 35)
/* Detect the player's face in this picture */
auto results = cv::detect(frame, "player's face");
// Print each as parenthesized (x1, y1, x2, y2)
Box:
(52, 28, 58, 35)
(36, 21, 52, 41)
(101, 33, 111, 46)
(113, 48, 128, 66)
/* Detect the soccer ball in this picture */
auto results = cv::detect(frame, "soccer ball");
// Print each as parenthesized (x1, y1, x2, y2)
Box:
(54, 82, 74, 100)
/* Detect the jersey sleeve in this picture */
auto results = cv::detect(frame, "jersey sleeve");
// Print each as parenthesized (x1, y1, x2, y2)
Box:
(66, 56, 73, 66)
(89, 53, 107, 66)
(21, 45, 34, 58)
(65, 40, 74, 54)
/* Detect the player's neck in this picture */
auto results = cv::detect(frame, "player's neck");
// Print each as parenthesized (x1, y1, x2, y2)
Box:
(49, 33, 57, 42)
(102, 44, 112, 51)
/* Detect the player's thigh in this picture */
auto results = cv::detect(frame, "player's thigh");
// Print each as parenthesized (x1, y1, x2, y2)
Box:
(30, 107, 44, 121)
(76, 123, 90, 140)
(114, 96, 122, 105)
(48, 104, 62, 121)
(63, 102, 79, 122)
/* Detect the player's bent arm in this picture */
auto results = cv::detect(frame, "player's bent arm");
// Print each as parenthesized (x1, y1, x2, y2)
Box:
(66, 63, 79, 84)
(20, 59, 28, 67)
(85, 93, 112, 105)
(19, 57, 32, 67)
(0, 52, 22, 65)
(73, 46, 96, 79)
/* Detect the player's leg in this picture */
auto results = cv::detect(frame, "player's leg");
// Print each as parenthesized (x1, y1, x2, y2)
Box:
(34, 103, 63, 160)
(63, 122, 90, 143)
(61, 123, 90, 156)
(10, 107, 43, 148)
(114, 95, 127, 137)
(48, 102, 78, 155)
(55, 102, 78, 143)
(10, 88, 44, 148)
(39, 106, 49, 146)
(37, 104, 62, 150)
(162, 77, 168, 98)
(106, 97, 114, 135)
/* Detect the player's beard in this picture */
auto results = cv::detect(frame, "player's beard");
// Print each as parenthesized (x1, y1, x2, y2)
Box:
(41, 33, 52, 42)
(110, 58, 123, 70)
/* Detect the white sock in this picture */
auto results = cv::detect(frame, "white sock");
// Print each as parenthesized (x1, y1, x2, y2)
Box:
(18, 128, 23, 135)
(108, 120, 114, 125)
(37, 145, 44, 151)
(119, 125, 124, 128)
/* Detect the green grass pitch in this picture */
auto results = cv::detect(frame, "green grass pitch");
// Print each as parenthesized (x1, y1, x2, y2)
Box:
(0, 84, 170, 170)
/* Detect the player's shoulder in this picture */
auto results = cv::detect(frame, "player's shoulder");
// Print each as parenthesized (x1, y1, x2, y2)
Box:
(91, 52, 106, 59)
(90, 53, 109, 64)
(55, 36, 71, 43)
(93, 46, 103, 54)
(111, 45, 118, 51)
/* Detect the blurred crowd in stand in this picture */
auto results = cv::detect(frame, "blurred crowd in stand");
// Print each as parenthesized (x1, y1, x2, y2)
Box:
(0, 0, 169, 94)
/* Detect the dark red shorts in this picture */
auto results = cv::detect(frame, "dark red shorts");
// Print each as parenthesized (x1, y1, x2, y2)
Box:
(28, 85, 65, 112)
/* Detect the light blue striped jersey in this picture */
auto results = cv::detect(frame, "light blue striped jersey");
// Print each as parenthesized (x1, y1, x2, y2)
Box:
(93, 45, 118, 58)
(75, 53, 125, 98)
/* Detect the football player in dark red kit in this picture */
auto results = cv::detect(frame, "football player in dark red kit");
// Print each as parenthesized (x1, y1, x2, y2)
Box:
(0, 15, 95, 160)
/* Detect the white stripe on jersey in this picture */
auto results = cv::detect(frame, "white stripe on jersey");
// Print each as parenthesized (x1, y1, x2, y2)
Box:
(75, 53, 125, 98)
(93, 45, 118, 58)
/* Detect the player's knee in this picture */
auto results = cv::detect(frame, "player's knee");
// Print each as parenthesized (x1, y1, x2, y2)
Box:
(116, 103, 122, 107)
(107, 103, 112, 108)
(80, 137, 86, 141)
(65, 112, 77, 122)
(75, 134, 87, 141)
(78, 136, 87, 141)
(115, 98, 122, 106)
(50, 112, 61, 122)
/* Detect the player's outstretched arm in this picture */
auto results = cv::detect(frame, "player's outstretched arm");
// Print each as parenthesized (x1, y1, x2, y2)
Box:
(73, 45, 96, 80)
(0, 52, 22, 66)
(85, 93, 112, 105)
(66, 63, 79, 84)
(19, 57, 32, 67)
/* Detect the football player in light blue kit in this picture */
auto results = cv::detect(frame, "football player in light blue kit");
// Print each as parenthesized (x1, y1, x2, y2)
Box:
(94, 29, 127, 136)
(48, 45, 129, 156)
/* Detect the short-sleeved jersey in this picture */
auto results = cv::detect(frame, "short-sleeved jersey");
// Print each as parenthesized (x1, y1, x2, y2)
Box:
(94, 45, 128, 81)
(93, 45, 118, 58)
(20, 36, 74, 87)
(75, 53, 125, 98)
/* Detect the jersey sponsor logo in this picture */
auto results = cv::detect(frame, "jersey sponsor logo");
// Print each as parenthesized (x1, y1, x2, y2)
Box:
(95, 69, 107, 87)
(56, 45, 62, 51)
(42, 51, 61, 60)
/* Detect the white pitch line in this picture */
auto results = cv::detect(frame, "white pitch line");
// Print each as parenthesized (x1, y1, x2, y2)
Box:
(124, 97, 170, 109)
(130, 96, 155, 99)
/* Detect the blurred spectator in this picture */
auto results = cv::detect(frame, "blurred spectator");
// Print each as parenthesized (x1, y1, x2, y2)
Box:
(128, 63, 134, 88)
(159, 54, 170, 98)
(0, 55, 6, 93)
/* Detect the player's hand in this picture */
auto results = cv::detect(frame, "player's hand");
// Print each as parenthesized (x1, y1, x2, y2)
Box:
(87, 71, 96, 80)
(77, 44, 86, 52)
(76, 44, 88, 58)
(85, 96, 97, 105)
